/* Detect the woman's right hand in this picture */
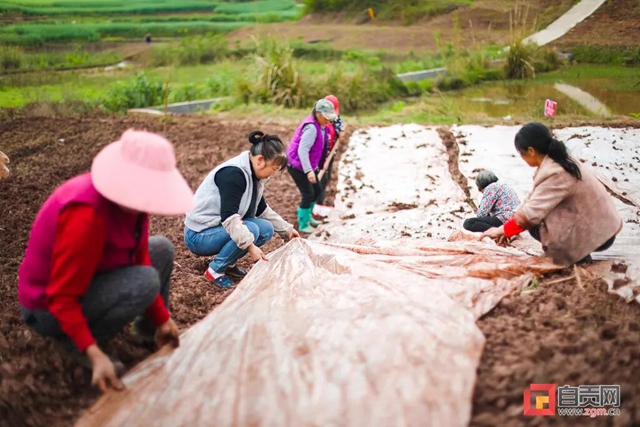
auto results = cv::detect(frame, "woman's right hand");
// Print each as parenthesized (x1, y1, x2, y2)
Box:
(86, 344, 124, 393)
(248, 244, 268, 262)
(307, 171, 317, 184)
(480, 226, 506, 243)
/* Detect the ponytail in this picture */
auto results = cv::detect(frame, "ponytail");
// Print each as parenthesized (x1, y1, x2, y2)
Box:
(247, 130, 288, 171)
(514, 122, 582, 180)
(547, 137, 581, 180)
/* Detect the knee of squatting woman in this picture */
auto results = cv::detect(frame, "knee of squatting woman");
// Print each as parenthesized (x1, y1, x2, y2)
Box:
(184, 131, 299, 288)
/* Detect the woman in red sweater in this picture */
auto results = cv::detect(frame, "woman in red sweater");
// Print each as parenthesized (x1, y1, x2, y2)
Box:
(18, 129, 194, 392)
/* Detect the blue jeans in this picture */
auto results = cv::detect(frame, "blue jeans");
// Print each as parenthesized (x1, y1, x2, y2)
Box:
(184, 218, 274, 273)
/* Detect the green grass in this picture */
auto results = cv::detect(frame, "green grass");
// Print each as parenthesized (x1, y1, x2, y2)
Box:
(527, 64, 640, 89)
(303, 0, 473, 23)
(0, 21, 249, 46)
(0, 71, 128, 107)
(0, 0, 219, 15)
(0, 0, 299, 15)
(214, 0, 298, 14)
(569, 45, 640, 66)
(0, 0, 301, 45)
(0, 45, 122, 72)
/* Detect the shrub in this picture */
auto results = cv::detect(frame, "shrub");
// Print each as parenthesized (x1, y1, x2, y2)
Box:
(149, 34, 229, 66)
(504, 38, 536, 79)
(247, 37, 305, 108)
(0, 46, 23, 71)
(205, 75, 234, 97)
(169, 83, 205, 103)
(102, 72, 165, 113)
(533, 47, 563, 73)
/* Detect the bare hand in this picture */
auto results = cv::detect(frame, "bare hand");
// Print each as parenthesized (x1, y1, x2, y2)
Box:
(155, 318, 180, 349)
(248, 244, 268, 262)
(307, 171, 317, 184)
(87, 345, 124, 393)
(286, 228, 300, 241)
(480, 226, 506, 242)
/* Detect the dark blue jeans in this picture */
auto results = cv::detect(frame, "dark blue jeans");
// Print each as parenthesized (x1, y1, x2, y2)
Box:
(184, 218, 274, 273)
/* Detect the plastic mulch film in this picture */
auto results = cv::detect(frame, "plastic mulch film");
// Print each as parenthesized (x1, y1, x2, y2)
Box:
(76, 238, 562, 427)
(314, 125, 475, 244)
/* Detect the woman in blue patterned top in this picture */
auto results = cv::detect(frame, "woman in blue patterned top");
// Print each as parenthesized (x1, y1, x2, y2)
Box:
(463, 170, 521, 232)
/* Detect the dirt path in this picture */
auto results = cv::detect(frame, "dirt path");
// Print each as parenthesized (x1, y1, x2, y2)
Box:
(0, 116, 639, 426)
(524, 0, 607, 46)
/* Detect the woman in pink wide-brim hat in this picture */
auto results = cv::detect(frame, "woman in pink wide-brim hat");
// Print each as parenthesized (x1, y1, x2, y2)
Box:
(18, 129, 194, 394)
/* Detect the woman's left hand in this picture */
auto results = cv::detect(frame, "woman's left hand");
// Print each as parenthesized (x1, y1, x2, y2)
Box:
(156, 318, 180, 349)
(480, 226, 506, 242)
(286, 228, 301, 240)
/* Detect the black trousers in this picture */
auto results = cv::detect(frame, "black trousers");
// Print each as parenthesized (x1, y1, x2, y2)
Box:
(463, 216, 503, 233)
(529, 225, 616, 256)
(316, 157, 335, 205)
(288, 165, 321, 209)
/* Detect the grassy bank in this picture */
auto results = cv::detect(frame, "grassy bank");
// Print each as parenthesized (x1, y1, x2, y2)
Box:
(2, 34, 637, 122)
(0, 0, 302, 45)
(0, 0, 298, 16)
(302, 0, 473, 23)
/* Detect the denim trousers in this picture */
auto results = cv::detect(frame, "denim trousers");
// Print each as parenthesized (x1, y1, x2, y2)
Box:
(184, 218, 274, 273)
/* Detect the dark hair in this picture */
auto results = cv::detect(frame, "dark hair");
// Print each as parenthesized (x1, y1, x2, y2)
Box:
(514, 122, 582, 180)
(475, 170, 499, 191)
(248, 131, 287, 171)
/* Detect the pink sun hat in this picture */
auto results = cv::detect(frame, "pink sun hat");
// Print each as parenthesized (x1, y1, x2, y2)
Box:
(91, 129, 194, 215)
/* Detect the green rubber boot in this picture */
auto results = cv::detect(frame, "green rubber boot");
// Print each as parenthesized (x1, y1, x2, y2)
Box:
(309, 202, 322, 227)
(297, 207, 315, 234)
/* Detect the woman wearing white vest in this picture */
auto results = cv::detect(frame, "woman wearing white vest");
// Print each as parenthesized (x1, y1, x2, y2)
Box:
(184, 131, 299, 288)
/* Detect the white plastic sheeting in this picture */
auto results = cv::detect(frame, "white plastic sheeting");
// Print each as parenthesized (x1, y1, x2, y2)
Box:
(315, 125, 474, 244)
(76, 237, 561, 427)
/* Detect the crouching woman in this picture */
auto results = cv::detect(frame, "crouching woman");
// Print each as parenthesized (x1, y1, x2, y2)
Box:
(184, 131, 299, 289)
(18, 130, 194, 392)
(481, 122, 622, 266)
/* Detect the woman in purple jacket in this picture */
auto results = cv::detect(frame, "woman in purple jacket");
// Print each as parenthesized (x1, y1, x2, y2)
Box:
(287, 99, 337, 233)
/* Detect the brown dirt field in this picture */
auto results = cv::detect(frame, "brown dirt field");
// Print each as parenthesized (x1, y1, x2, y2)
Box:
(553, 0, 640, 48)
(0, 115, 336, 427)
(474, 268, 640, 426)
(228, 0, 578, 53)
(1, 115, 639, 426)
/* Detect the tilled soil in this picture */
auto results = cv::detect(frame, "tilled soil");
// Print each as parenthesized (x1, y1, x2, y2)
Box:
(0, 115, 334, 427)
(553, 0, 640, 48)
(1, 115, 639, 426)
(473, 268, 640, 426)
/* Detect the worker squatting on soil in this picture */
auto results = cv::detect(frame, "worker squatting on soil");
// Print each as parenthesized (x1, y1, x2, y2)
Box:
(481, 122, 623, 266)
(287, 98, 337, 233)
(17, 130, 195, 393)
(184, 131, 300, 289)
(463, 170, 520, 233)
(317, 94, 345, 206)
